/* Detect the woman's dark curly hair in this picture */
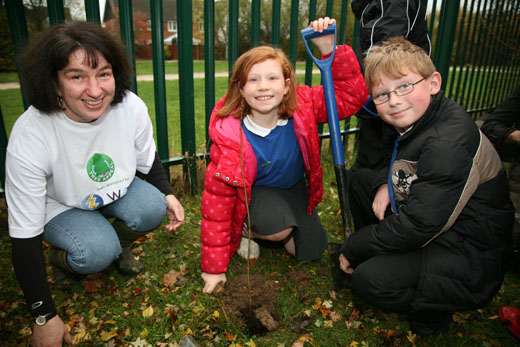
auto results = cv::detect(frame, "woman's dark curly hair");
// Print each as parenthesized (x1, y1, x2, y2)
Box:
(19, 21, 131, 114)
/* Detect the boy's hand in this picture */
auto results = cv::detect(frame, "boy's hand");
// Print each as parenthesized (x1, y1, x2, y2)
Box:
(373, 184, 390, 220)
(308, 17, 336, 56)
(339, 253, 354, 274)
(202, 272, 226, 294)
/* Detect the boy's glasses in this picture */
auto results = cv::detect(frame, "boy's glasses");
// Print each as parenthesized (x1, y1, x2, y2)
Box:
(372, 77, 427, 105)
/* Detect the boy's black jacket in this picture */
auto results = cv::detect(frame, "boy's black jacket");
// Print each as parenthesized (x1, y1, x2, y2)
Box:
(342, 91, 514, 312)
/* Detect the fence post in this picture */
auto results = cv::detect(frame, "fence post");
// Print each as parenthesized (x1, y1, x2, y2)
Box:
(177, 0, 197, 193)
(271, 0, 281, 47)
(288, 0, 299, 67)
(204, 0, 216, 147)
(118, 0, 138, 94)
(47, 0, 65, 25)
(84, 0, 101, 23)
(433, 0, 461, 91)
(228, 0, 239, 73)
(5, 0, 29, 110)
(251, 0, 261, 47)
(150, 0, 169, 177)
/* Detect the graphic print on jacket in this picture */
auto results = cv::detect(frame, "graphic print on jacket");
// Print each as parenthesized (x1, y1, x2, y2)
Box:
(391, 160, 417, 201)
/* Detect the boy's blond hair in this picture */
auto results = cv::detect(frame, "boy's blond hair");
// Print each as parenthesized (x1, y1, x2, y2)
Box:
(364, 37, 436, 93)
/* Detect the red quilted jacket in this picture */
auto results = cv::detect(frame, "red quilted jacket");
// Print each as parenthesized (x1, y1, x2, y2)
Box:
(200, 45, 368, 274)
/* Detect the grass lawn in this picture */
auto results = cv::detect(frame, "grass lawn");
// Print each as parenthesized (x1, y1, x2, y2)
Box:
(0, 144, 519, 346)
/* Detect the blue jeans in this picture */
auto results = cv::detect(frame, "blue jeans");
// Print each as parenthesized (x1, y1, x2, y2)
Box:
(43, 177, 167, 274)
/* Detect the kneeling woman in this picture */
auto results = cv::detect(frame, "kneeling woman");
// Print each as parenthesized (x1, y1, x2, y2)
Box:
(6, 21, 184, 345)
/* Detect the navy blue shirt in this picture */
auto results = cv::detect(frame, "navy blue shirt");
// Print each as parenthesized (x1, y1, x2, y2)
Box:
(243, 118, 304, 188)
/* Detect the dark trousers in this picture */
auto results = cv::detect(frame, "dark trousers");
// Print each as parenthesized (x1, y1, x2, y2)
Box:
(348, 168, 392, 230)
(347, 169, 453, 333)
(348, 168, 420, 312)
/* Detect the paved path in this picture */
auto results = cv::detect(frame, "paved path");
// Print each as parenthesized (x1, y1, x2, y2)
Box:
(0, 70, 316, 90)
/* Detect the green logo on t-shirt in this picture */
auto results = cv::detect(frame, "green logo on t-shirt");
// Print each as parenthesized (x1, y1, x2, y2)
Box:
(86, 153, 115, 182)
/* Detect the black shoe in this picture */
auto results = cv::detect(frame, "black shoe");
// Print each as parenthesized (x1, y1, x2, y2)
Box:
(409, 310, 452, 336)
(328, 242, 352, 291)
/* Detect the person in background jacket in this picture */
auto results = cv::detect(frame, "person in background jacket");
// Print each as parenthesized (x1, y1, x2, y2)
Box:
(200, 17, 368, 294)
(481, 85, 520, 255)
(349, 0, 431, 172)
(339, 37, 513, 336)
(6, 21, 184, 346)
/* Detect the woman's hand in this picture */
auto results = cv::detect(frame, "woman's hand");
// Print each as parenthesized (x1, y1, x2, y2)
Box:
(308, 17, 336, 56)
(372, 184, 390, 220)
(164, 194, 185, 231)
(339, 253, 354, 274)
(202, 272, 227, 294)
(32, 314, 76, 347)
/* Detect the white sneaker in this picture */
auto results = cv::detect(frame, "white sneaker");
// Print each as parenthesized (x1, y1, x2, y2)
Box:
(237, 236, 260, 260)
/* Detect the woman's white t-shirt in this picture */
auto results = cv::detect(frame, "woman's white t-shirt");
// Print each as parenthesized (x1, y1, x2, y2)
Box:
(6, 92, 156, 239)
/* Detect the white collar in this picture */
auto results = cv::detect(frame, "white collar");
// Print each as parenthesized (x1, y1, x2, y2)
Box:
(397, 125, 414, 136)
(243, 115, 288, 137)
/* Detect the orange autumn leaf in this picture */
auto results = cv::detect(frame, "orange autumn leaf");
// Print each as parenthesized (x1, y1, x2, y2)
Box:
(161, 269, 181, 288)
(82, 277, 105, 293)
(224, 330, 236, 341)
(319, 306, 331, 318)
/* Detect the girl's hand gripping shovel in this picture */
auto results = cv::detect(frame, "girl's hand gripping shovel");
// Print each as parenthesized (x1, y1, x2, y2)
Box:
(301, 24, 352, 239)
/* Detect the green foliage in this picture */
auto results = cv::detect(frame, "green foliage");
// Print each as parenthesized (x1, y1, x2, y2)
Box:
(163, 45, 172, 60)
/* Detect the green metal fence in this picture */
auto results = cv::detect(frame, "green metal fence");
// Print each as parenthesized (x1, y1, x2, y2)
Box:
(1, 0, 519, 195)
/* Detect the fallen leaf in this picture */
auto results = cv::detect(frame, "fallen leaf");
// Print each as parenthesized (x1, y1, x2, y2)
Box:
(82, 276, 105, 293)
(330, 311, 341, 322)
(73, 328, 88, 342)
(224, 330, 236, 341)
(101, 329, 118, 341)
(142, 305, 154, 318)
(19, 325, 32, 337)
(161, 269, 181, 287)
(406, 331, 417, 345)
(319, 306, 331, 318)
(245, 341, 256, 347)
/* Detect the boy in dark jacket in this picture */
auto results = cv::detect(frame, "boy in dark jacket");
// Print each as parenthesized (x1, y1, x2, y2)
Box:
(340, 37, 514, 336)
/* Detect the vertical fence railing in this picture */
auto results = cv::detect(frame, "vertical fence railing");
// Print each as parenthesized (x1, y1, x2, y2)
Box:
(271, 0, 281, 47)
(47, 0, 65, 25)
(150, 0, 169, 179)
(84, 0, 101, 23)
(204, 0, 215, 147)
(119, 0, 138, 94)
(433, 0, 461, 91)
(2, 0, 520, 196)
(177, 0, 197, 193)
(228, 0, 239, 75)
(251, 0, 261, 48)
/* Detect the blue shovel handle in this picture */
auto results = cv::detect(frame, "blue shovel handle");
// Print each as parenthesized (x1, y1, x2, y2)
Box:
(301, 24, 345, 166)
